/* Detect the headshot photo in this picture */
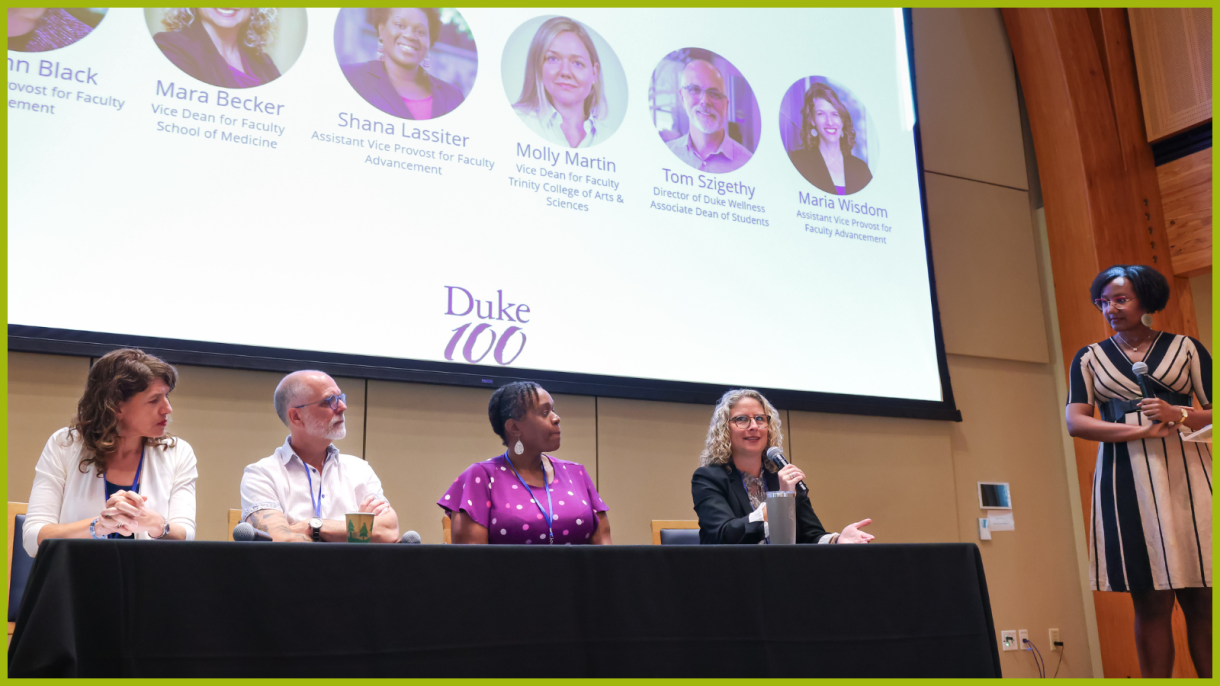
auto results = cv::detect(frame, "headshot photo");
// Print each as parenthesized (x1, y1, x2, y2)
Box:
(780, 77, 875, 195)
(651, 49, 760, 175)
(8, 8, 105, 53)
(334, 8, 476, 121)
(145, 8, 308, 89)
(501, 15, 627, 149)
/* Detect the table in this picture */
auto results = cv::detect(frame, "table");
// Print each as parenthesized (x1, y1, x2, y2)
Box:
(9, 540, 1000, 677)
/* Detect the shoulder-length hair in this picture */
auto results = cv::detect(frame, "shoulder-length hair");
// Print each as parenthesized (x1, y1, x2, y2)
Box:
(69, 348, 178, 477)
(699, 389, 784, 470)
(161, 8, 278, 54)
(513, 16, 607, 122)
(801, 82, 857, 153)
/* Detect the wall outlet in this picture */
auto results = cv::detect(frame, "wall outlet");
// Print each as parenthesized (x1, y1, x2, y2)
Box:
(1049, 628, 1061, 651)
(1018, 629, 1029, 649)
(1001, 630, 1018, 651)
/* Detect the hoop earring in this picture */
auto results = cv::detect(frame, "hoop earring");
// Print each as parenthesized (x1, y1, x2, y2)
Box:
(1141, 313, 1153, 327)
(514, 440, 524, 455)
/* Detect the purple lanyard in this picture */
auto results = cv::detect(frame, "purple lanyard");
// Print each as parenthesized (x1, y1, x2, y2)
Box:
(503, 453, 554, 544)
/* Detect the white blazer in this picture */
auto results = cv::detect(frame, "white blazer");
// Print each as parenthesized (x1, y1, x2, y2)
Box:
(22, 428, 199, 557)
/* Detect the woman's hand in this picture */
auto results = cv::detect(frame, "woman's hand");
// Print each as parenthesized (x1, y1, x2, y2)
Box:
(838, 518, 875, 544)
(1134, 419, 1175, 439)
(91, 509, 128, 537)
(778, 464, 806, 493)
(1137, 398, 1179, 424)
(105, 490, 164, 536)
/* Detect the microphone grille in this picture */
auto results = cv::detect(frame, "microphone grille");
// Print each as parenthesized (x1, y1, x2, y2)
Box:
(1132, 361, 1149, 375)
(402, 530, 422, 544)
(765, 446, 785, 463)
(232, 521, 256, 541)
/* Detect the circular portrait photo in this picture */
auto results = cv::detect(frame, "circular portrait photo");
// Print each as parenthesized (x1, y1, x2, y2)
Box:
(145, 8, 308, 89)
(334, 8, 476, 121)
(9, 8, 106, 53)
(651, 49, 760, 175)
(780, 77, 875, 195)
(501, 15, 627, 149)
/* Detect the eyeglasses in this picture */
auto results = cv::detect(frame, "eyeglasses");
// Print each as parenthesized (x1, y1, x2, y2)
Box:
(1093, 296, 1135, 311)
(729, 414, 769, 428)
(681, 84, 727, 104)
(293, 393, 346, 411)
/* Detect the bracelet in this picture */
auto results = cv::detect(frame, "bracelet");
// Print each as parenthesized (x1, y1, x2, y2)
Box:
(89, 517, 105, 540)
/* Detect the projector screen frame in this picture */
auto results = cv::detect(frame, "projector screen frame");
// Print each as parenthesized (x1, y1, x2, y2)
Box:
(7, 9, 962, 422)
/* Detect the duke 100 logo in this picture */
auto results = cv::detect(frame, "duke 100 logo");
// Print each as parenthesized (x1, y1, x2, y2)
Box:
(443, 286, 529, 366)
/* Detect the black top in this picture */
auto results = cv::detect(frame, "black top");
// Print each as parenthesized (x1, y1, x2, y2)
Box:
(153, 19, 281, 89)
(788, 145, 873, 195)
(692, 462, 829, 544)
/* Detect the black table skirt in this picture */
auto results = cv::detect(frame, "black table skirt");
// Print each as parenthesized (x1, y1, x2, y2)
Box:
(9, 540, 1001, 677)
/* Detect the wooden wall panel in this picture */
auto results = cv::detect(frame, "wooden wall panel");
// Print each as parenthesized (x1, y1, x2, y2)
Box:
(1158, 149, 1213, 277)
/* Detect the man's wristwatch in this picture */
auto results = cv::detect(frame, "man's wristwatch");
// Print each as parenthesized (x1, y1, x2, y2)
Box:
(309, 518, 323, 542)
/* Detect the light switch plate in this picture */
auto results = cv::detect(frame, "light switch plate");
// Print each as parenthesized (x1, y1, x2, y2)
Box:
(1001, 630, 1017, 651)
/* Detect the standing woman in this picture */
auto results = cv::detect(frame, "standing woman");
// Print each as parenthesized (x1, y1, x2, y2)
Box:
(439, 381, 611, 544)
(692, 389, 873, 545)
(512, 17, 607, 149)
(1066, 265, 1211, 678)
(153, 8, 281, 89)
(22, 349, 198, 557)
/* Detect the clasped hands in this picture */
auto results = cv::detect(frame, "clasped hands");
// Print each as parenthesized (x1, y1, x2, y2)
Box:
(1136, 398, 1188, 438)
(94, 490, 164, 537)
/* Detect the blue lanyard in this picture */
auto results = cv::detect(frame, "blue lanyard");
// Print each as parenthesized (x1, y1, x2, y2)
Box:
(503, 453, 554, 544)
(305, 462, 323, 519)
(107, 447, 144, 540)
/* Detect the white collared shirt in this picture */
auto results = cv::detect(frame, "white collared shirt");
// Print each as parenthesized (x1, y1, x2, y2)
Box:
(515, 102, 603, 148)
(240, 436, 386, 524)
(23, 428, 199, 557)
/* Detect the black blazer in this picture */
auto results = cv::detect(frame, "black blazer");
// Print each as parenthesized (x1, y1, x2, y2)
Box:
(154, 20, 280, 89)
(692, 462, 829, 544)
(788, 145, 873, 195)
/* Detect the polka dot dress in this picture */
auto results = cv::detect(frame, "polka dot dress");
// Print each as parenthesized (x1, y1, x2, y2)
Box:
(438, 455, 608, 544)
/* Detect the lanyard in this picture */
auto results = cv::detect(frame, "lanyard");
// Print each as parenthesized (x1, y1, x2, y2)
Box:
(305, 461, 323, 519)
(503, 453, 554, 544)
(106, 447, 145, 540)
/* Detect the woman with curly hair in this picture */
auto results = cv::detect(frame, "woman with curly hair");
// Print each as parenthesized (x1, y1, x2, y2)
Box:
(340, 8, 465, 121)
(787, 82, 873, 195)
(22, 349, 198, 557)
(153, 8, 281, 88)
(691, 389, 873, 544)
(439, 381, 611, 544)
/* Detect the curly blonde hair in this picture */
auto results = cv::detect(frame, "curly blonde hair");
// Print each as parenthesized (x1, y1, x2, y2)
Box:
(699, 389, 784, 470)
(69, 348, 178, 477)
(161, 8, 278, 53)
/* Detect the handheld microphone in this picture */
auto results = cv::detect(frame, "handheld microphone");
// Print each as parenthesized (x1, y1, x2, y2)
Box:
(765, 447, 808, 496)
(1132, 362, 1159, 424)
(400, 530, 422, 544)
(233, 521, 273, 542)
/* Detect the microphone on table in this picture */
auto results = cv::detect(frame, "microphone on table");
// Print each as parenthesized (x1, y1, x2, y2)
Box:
(1132, 362, 1159, 424)
(765, 447, 808, 496)
(399, 531, 422, 544)
(232, 522, 273, 542)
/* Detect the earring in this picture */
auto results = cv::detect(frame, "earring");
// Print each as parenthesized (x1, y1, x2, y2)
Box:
(376, 37, 384, 61)
(1141, 313, 1153, 326)
(420, 56, 431, 69)
(514, 439, 524, 455)
(810, 128, 817, 138)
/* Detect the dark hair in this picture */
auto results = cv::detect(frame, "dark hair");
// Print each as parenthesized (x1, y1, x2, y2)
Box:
(369, 7, 441, 47)
(488, 381, 542, 446)
(1089, 265, 1170, 313)
(801, 82, 857, 152)
(70, 348, 178, 476)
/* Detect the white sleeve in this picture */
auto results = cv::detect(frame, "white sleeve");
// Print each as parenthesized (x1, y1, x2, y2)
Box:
(818, 533, 840, 544)
(358, 460, 388, 505)
(23, 432, 73, 558)
(167, 441, 199, 540)
(240, 462, 282, 521)
(747, 502, 769, 542)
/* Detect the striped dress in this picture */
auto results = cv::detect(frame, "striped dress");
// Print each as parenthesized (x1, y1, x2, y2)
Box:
(1069, 333, 1212, 592)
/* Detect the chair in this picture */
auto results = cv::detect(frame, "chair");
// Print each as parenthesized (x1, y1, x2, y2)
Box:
(227, 509, 242, 541)
(650, 519, 700, 545)
(8, 502, 34, 638)
(442, 515, 451, 544)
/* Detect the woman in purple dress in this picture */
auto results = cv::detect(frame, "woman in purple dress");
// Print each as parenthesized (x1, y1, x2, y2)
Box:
(439, 381, 611, 544)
